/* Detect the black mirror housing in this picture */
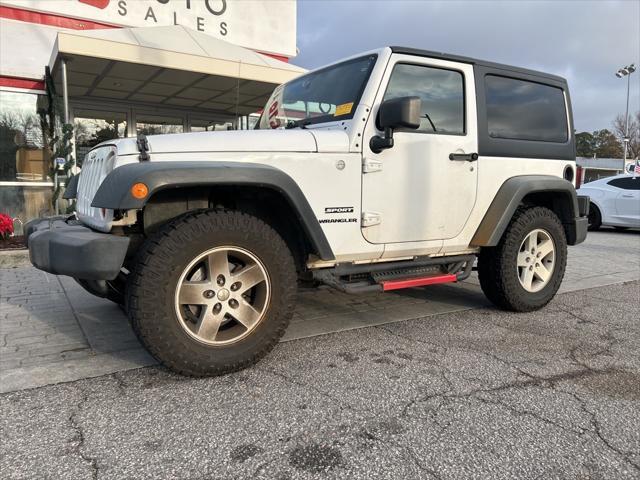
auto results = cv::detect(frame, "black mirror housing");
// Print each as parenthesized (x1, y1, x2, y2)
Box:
(378, 96, 422, 130)
(370, 96, 422, 153)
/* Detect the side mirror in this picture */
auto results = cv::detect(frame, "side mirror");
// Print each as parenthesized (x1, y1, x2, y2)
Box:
(370, 96, 421, 153)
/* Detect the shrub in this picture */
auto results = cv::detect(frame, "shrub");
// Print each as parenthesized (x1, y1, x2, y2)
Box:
(0, 213, 14, 240)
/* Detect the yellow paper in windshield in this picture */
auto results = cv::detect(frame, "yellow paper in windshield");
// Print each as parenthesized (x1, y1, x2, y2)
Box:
(334, 102, 354, 116)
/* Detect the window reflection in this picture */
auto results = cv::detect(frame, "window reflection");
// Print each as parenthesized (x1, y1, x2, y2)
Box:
(383, 64, 465, 135)
(0, 91, 49, 182)
(485, 75, 568, 143)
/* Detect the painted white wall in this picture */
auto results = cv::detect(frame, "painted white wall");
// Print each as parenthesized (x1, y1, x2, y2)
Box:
(1, 0, 296, 57)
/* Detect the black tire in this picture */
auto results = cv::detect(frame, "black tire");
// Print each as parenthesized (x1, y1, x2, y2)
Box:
(587, 204, 601, 231)
(127, 210, 297, 376)
(478, 206, 567, 312)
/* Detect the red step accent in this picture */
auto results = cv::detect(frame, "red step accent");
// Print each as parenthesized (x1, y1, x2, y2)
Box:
(381, 273, 457, 291)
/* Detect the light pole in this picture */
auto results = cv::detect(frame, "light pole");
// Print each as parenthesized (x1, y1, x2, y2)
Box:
(616, 64, 636, 172)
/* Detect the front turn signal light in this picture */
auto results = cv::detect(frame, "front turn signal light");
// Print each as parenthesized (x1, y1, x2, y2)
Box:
(131, 182, 149, 199)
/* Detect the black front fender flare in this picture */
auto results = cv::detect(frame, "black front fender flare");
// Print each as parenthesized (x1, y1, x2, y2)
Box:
(92, 161, 335, 261)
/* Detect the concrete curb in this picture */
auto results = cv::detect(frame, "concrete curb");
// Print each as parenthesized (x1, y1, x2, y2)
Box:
(0, 249, 30, 269)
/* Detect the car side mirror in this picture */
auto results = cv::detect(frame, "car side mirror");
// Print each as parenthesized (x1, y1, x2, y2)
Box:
(370, 96, 422, 153)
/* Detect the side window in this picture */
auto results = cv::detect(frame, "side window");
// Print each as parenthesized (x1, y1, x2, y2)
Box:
(383, 64, 464, 135)
(485, 75, 568, 143)
(608, 177, 640, 190)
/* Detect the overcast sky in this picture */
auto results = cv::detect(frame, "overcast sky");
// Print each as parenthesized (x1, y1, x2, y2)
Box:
(295, 0, 640, 133)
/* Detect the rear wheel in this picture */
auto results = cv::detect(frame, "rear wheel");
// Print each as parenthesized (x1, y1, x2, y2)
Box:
(478, 207, 567, 312)
(127, 210, 297, 376)
(587, 204, 602, 231)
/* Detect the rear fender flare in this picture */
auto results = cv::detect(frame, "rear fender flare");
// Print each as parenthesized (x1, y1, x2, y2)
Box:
(471, 175, 579, 246)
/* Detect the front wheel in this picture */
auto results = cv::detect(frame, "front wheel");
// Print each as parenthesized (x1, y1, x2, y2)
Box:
(478, 207, 567, 312)
(127, 210, 297, 376)
(587, 204, 602, 231)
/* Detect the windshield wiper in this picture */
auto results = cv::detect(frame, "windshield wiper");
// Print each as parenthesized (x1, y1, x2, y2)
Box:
(285, 119, 311, 130)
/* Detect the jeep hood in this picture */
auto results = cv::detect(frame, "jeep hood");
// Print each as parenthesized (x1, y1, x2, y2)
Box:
(108, 129, 350, 156)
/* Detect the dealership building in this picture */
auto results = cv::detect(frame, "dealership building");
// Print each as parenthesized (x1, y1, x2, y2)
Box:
(0, 0, 303, 231)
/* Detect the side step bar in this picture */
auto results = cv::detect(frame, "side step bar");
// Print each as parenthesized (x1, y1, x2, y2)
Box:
(313, 255, 475, 294)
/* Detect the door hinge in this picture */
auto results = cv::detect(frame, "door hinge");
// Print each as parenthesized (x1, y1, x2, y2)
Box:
(362, 157, 383, 173)
(362, 211, 382, 227)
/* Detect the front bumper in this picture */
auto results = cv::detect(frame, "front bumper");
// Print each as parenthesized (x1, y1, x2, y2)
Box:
(25, 216, 129, 280)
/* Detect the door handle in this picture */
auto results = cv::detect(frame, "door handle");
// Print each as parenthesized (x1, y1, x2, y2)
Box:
(621, 194, 634, 198)
(449, 152, 478, 162)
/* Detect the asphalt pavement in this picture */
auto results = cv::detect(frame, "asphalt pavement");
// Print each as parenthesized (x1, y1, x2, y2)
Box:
(3, 229, 639, 393)
(1, 280, 639, 479)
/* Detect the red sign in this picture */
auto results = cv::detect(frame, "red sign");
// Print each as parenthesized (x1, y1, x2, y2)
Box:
(78, 0, 110, 9)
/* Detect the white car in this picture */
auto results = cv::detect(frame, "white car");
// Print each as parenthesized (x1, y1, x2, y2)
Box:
(578, 174, 640, 230)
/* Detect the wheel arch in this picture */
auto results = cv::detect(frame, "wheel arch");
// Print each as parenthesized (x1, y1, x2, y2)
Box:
(471, 175, 581, 247)
(92, 161, 335, 262)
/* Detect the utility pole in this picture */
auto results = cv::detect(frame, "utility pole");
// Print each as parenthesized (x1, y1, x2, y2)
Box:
(616, 64, 636, 172)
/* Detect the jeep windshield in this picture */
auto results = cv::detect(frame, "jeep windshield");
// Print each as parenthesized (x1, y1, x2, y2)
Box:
(258, 54, 377, 130)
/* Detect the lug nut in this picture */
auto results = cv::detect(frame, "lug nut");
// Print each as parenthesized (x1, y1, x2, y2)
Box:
(213, 302, 222, 314)
(230, 282, 241, 292)
(229, 299, 239, 309)
(216, 275, 225, 286)
(203, 289, 215, 299)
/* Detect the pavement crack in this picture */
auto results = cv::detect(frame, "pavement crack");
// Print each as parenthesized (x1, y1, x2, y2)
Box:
(555, 305, 594, 325)
(472, 394, 585, 436)
(403, 444, 442, 480)
(260, 367, 359, 412)
(566, 390, 640, 473)
(68, 387, 99, 479)
(374, 324, 444, 351)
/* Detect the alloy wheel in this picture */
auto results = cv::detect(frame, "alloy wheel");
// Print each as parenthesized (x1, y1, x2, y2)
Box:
(516, 229, 556, 293)
(174, 246, 271, 345)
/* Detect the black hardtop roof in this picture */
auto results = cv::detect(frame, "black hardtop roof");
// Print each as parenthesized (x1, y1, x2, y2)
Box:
(390, 46, 567, 84)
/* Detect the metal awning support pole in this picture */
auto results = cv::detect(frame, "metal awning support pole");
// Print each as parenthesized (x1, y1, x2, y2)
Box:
(62, 59, 70, 123)
(55, 58, 70, 215)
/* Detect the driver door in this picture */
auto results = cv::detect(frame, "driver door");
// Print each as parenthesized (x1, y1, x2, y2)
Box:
(361, 55, 478, 244)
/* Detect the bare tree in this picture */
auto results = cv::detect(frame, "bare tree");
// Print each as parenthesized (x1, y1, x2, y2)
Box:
(613, 111, 640, 160)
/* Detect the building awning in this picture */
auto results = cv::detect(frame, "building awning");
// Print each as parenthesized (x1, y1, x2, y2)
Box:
(48, 25, 306, 115)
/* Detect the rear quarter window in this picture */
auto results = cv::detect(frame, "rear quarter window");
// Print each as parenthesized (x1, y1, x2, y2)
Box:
(607, 177, 640, 190)
(485, 75, 568, 143)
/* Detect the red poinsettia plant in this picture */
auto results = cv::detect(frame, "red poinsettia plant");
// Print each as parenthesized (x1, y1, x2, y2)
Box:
(0, 213, 14, 240)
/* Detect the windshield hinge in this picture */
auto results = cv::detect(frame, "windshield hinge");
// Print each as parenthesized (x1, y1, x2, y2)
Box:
(137, 133, 150, 161)
(362, 157, 383, 173)
(362, 211, 382, 227)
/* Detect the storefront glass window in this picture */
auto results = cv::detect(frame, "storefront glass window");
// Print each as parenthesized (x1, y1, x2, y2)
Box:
(0, 90, 62, 231)
(0, 90, 49, 182)
(74, 110, 127, 166)
(136, 114, 184, 135)
(190, 118, 233, 132)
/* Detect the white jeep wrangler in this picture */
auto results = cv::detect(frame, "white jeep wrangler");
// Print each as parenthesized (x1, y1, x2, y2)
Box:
(27, 47, 589, 376)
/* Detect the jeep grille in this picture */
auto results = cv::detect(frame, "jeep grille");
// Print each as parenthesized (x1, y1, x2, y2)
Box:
(76, 145, 116, 232)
